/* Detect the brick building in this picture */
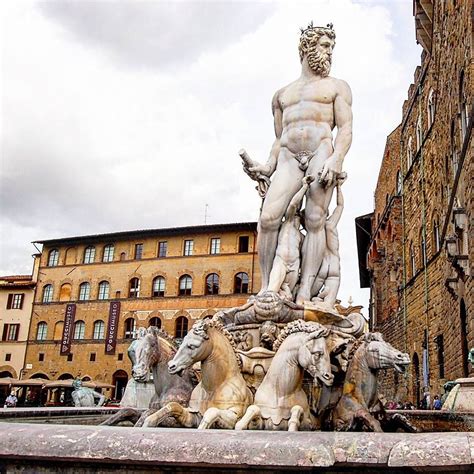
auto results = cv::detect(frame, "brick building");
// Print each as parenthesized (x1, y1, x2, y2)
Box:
(0, 261, 39, 381)
(22, 222, 259, 400)
(356, 1, 472, 405)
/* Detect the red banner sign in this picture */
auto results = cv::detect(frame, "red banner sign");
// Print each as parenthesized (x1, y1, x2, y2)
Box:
(105, 301, 121, 354)
(60, 303, 76, 355)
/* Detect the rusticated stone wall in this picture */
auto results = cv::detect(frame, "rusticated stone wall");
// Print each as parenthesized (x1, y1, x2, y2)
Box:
(367, 1, 472, 405)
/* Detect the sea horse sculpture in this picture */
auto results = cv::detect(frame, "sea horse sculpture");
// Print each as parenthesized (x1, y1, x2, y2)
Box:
(332, 332, 411, 432)
(143, 317, 253, 429)
(101, 326, 196, 427)
(235, 321, 334, 431)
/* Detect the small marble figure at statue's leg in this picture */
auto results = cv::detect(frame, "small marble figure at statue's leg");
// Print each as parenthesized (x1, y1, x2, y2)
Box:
(297, 146, 335, 304)
(288, 405, 304, 431)
(235, 405, 262, 430)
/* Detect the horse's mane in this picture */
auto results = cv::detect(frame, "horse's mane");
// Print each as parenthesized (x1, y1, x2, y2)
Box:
(346, 332, 383, 363)
(192, 316, 241, 366)
(273, 320, 329, 351)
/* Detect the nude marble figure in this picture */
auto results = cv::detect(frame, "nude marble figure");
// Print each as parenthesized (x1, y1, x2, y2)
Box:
(243, 23, 353, 305)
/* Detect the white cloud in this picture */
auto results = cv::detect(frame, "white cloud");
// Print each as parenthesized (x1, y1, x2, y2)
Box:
(1, 0, 421, 312)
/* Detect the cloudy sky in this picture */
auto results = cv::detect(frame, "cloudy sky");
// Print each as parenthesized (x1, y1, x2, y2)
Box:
(1, 0, 421, 311)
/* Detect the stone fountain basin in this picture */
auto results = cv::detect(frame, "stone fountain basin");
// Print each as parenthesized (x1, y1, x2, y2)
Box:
(0, 422, 474, 472)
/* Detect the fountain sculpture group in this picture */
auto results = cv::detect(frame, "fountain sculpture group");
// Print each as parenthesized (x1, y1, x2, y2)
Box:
(104, 23, 413, 433)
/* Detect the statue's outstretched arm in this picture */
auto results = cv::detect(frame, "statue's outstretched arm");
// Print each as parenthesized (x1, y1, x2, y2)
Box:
(328, 179, 345, 226)
(286, 176, 314, 220)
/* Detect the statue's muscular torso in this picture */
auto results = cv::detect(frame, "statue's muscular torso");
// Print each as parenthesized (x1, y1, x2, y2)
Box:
(278, 76, 342, 155)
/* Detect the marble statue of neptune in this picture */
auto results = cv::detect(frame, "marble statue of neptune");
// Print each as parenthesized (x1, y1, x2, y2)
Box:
(244, 23, 353, 305)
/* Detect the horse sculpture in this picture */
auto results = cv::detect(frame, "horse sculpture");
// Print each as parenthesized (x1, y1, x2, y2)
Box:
(101, 326, 196, 427)
(331, 332, 412, 432)
(235, 321, 335, 431)
(143, 317, 253, 429)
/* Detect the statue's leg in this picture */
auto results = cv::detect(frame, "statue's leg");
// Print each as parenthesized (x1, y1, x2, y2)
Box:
(258, 155, 303, 293)
(235, 405, 261, 430)
(354, 408, 383, 432)
(288, 405, 304, 431)
(198, 407, 239, 430)
(143, 402, 198, 428)
(100, 408, 142, 426)
(134, 408, 157, 427)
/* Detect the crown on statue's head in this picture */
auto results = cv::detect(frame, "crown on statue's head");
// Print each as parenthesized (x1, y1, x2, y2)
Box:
(299, 22, 334, 36)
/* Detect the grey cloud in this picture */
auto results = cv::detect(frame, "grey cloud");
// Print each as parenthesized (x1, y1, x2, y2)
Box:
(38, 1, 275, 69)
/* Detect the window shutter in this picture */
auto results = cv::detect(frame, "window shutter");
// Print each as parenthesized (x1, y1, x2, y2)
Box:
(2, 324, 8, 341)
(14, 324, 19, 341)
(6, 294, 13, 309)
(19, 294, 24, 310)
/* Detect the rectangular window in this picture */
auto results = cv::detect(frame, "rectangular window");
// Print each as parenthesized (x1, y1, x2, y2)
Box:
(6, 293, 24, 310)
(210, 238, 220, 255)
(90, 353, 96, 362)
(158, 241, 167, 258)
(67, 353, 73, 362)
(5, 353, 11, 362)
(38, 353, 45, 362)
(2, 324, 19, 341)
(117, 353, 124, 361)
(134, 243, 143, 260)
(183, 240, 194, 256)
(238, 236, 249, 253)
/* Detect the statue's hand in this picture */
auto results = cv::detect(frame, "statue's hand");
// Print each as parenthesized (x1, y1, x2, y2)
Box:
(319, 156, 342, 188)
(302, 175, 315, 186)
(244, 162, 272, 179)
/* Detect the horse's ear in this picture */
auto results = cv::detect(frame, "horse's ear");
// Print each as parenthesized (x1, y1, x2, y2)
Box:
(364, 332, 383, 343)
(304, 326, 328, 343)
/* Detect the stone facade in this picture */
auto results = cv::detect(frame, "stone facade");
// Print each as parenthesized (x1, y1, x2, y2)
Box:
(22, 222, 259, 400)
(0, 258, 39, 380)
(358, 1, 472, 405)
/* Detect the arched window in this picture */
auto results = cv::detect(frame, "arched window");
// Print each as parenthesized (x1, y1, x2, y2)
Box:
(409, 243, 416, 278)
(234, 272, 249, 294)
(120, 252, 126, 261)
(149, 317, 162, 329)
(36, 322, 48, 341)
(102, 244, 114, 263)
(420, 230, 426, 267)
(152, 276, 166, 297)
(79, 282, 91, 301)
(48, 249, 59, 267)
(73, 320, 85, 340)
(83, 246, 96, 264)
(124, 318, 135, 339)
(396, 170, 402, 195)
(175, 316, 188, 339)
(427, 89, 435, 128)
(179, 275, 192, 296)
(129, 278, 140, 298)
(433, 219, 441, 253)
(98, 281, 110, 300)
(407, 137, 413, 169)
(42, 284, 53, 303)
(93, 320, 105, 339)
(205, 273, 219, 295)
(416, 116, 423, 151)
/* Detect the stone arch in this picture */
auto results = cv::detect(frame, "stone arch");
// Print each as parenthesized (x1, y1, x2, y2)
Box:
(53, 321, 64, 340)
(0, 366, 17, 378)
(200, 309, 216, 319)
(112, 370, 128, 400)
(65, 247, 77, 265)
(59, 283, 72, 302)
(31, 373, 49, 380)
(58, 373, 74, 380)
